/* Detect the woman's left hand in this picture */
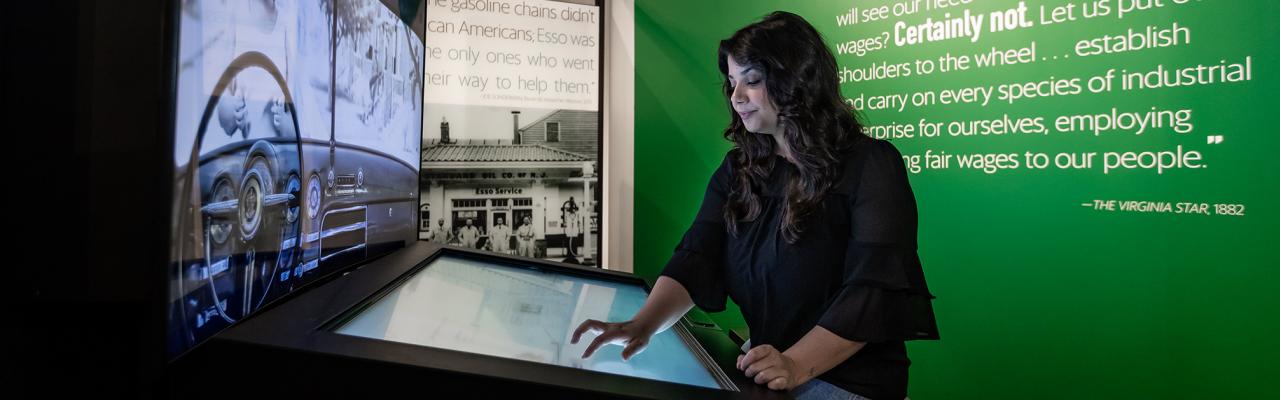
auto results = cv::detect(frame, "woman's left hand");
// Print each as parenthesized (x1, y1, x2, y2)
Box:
(736, 344, 803, 390)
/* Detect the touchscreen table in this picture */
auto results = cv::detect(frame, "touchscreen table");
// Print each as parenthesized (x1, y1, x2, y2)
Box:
(333, 254, 726, 390)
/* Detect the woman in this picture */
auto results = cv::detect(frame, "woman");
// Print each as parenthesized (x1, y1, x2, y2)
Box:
(572, 11, 938, 400)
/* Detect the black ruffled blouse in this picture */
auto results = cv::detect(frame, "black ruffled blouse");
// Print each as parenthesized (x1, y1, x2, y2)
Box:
(660, 136, 939, 399)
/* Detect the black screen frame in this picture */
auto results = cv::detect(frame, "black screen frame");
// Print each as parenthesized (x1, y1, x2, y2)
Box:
(317, 246, 736, 392)
(203, 242, 792, 399)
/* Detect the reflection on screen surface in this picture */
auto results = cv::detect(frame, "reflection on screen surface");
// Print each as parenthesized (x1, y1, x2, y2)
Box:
(334, 255, 724, 390)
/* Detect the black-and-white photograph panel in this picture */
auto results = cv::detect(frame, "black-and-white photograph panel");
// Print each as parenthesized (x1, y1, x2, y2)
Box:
(420, 106, 600, 264)
(418, 0, 602, 266)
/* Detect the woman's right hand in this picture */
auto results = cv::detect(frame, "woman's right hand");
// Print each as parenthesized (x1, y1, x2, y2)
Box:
(570, 319, 655, 361)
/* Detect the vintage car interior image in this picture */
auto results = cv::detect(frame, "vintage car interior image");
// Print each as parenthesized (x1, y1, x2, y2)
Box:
(168, 0, 423, 357)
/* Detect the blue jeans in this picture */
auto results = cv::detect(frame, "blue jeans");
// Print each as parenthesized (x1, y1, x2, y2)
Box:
(791, 379, 870, 400)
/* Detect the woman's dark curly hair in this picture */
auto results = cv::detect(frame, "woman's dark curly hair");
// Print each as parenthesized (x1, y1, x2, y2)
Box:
(718, 11, 866, 244)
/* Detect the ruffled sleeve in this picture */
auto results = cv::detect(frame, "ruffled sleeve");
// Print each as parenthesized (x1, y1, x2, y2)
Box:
(658, 154, 732, 312)
(817, 139, 940, 342)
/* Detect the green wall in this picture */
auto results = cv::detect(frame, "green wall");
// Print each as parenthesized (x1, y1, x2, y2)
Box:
(634, 0, 1279, 398)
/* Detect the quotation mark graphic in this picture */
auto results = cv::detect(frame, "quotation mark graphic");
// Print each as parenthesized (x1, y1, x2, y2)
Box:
(1207, 135, 1224, 144)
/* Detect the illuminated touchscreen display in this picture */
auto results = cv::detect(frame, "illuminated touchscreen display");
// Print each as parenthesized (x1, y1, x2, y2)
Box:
(333, 255, 725, 389)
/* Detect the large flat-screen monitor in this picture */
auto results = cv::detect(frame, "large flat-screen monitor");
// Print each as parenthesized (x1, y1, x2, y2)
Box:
(167, 0, 424, 359)
(333, 254, 725, 389)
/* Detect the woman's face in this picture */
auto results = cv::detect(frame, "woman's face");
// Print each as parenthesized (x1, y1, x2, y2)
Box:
(726, 57, 779, 135)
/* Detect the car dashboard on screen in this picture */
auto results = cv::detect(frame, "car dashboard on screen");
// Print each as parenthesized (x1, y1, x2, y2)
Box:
(167, 0, 424, 358)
